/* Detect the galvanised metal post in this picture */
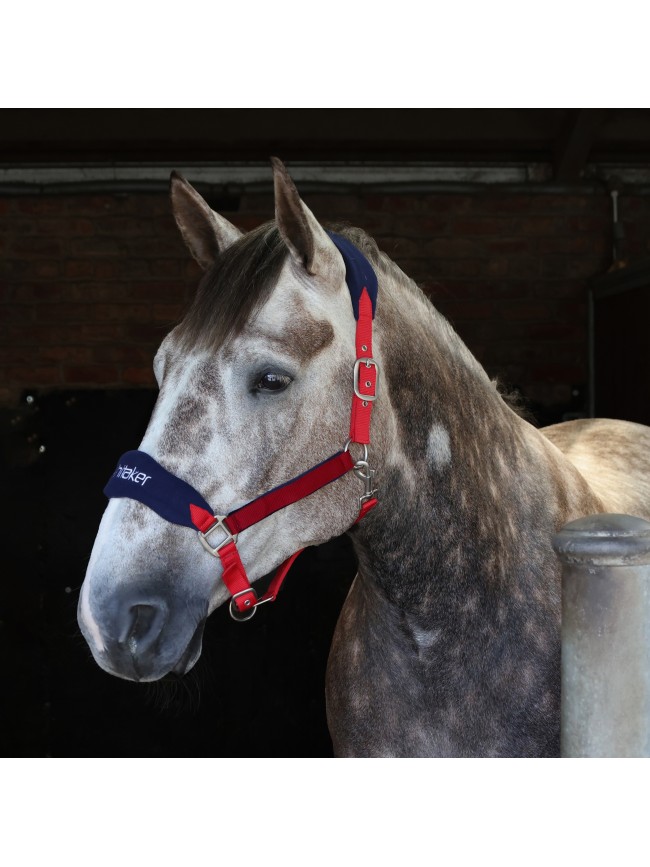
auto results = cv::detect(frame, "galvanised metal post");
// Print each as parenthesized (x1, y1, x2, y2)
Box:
(553, 514, 650, 757)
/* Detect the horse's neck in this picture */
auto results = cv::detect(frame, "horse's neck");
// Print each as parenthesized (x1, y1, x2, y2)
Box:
(350, 270, 600, 620)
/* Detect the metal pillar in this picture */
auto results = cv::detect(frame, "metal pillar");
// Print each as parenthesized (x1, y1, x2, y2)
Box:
(553, 513, 650, 757)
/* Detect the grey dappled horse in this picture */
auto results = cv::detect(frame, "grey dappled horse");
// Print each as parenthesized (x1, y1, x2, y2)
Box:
(79, 159, 650, 756)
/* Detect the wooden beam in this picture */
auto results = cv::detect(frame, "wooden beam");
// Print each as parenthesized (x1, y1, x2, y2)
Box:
(554, 109, 610, 181)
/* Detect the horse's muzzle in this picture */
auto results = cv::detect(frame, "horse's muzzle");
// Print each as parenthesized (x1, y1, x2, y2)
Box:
(78, 579, 207, 682)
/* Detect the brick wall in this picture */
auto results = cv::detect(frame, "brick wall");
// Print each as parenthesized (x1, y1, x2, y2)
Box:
(2, 186, 649, 417)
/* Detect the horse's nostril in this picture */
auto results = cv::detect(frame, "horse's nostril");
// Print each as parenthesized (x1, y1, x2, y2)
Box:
(120, 602, 167, 655)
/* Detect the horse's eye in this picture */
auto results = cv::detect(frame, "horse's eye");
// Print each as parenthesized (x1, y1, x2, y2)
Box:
(255, 372, 293, 393)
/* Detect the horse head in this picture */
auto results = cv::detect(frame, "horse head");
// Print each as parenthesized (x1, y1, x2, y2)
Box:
(78, 159, 380, 681)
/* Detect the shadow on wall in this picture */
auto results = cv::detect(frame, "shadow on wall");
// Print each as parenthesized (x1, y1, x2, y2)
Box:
(0, 390, 356, 757)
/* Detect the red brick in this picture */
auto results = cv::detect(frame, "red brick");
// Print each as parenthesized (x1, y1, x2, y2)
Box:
(426, 237, 484, 258)
(92, 345, 152, 364)
(123, 237, 177, 258)
(230, 215, 266, 232)
(34, 303, 92, 322)
(130, 281, 185, 302)
(70, 237, 124, 256)
(427, 195, 476, 214)
(541, 255, 608, 280)
(566, 214, 609, 233)
(37, 217, 95, 236)
(535, 195, 592, 213)
(7, 365, 62, 385)
(501, 302, 553, 321)
(63, 364, 120, 385)
(538, 236, 598, 255)
(94, 261, 120, 279)
(531, 363, 584, 382)
(516, 216, 564, 235)
(525, 321, 584, 342)
(152, 303, 183, 323)
(124, 323, 169, 343)
(452, 217, 515, 236)
(79, 323, 124, 342)
(431, 259, 484, 279)
(3, 323, 59, 345)
(32, 260, 61, 279)
(504, 255, 542, 279)
(488, 239, 531, 254)
(149, 259, 183, 278)
(0, 217, 37, 235)
(64, 259, 96, 279)
(63, 195, 126, 214)
(94, 303, 151, 322)
(93, 215, 155, 236)
(478, 195, 534, 214)
(40, 346, 93, 364)
(121, 366, 156, 385)
(2, 303, 35, 322)
(16, 198, 61, 215)
(11, 238, 62, 257)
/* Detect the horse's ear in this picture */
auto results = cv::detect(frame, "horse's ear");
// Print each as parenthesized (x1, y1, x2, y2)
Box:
(271, 157, 339, 278)
(170, 171, 243, 270)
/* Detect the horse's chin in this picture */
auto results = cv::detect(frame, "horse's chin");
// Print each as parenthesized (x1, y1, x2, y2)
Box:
(171, 620, 206, 676)
(85, 618, 207, 683)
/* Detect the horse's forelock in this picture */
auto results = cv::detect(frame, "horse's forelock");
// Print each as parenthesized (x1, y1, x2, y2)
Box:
(176, 221, 288, 352)
(175, 219, 414, 353)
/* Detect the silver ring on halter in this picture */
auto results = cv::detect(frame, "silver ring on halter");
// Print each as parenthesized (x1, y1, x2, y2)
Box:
(344, 440, 369, 467)
(229, 593, 276, 622)
(229, 590, 258, 622)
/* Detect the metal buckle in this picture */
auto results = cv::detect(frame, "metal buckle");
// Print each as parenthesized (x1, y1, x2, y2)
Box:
(353, 357, 379, 402)
(198, 515, 238, 557)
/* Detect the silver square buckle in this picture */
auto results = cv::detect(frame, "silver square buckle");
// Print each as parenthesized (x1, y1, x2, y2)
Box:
(198, 515, 238, 557)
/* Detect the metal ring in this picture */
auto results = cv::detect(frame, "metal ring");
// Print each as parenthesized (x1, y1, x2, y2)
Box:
(229, 593, 257, 622)
(344, 440, 369, 464)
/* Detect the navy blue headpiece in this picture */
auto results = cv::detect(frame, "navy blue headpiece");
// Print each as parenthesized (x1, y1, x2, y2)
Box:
(327, 231, 378, 320)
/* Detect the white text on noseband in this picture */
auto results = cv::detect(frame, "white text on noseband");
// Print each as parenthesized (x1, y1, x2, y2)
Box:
(115, 465, 152, 486)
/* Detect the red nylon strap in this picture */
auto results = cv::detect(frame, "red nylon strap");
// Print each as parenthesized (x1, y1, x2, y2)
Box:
(259, 548, 304, 604)
(355, 497, 378, 524)
(349, 287, 377, 445)
(218, 543, 305, 613)
(190, 452, 355, 615)
(218, 541, 257, 611)
(225, 450, 354, 536)
(190, 504, 218, 534)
